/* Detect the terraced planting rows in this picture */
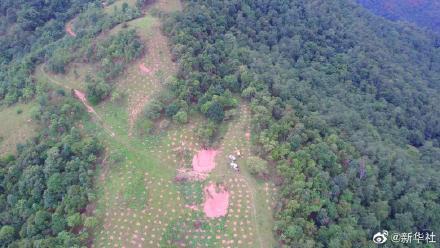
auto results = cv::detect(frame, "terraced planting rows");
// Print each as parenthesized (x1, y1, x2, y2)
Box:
(34, 0, 277, 247)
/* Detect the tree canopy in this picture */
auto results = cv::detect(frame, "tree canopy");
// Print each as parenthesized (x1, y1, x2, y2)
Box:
(358, 0, 440, 32)
(0, 89, 102, 247)
(164, 0, 440, 246)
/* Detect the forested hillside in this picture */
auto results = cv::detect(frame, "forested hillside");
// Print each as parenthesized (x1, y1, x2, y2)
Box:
(358, 0, 440, 32)
(0, 90, 102, 247)
(0, 1, 147, 246)
(164, 0, 440, 246)
(0, 0, 97, 105)
(0, 0, 144, 105)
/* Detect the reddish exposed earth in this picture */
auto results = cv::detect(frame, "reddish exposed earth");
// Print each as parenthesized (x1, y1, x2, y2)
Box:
(203, 183, 230, 218)
(66, 22, 76, 37)
(185, 204, 199, 211)
(245, 132, 251, 141)
(73, 89, 95, 113)
(192, 149, 218, 173)
(139, 63, 152, 74)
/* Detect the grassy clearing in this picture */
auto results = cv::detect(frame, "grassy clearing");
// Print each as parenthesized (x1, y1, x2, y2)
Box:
(104, 0, 137, 14)
(0, 102, 37, 155)
(86, 106, 202, 247)
(207, 103, 277, 248)
(128, 15, 156, 30)
(155, 0, 182, 12)
(101, 14, 156, 38)
(85, 97, 277, 248)
(34, 63, 92, 91)
(33, 0, 276, 246)
(111, 14, 176, 133)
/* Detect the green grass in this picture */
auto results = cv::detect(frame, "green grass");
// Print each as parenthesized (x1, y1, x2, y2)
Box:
(104, 0, 137, 14)
(128, 15, 156, 30)
(31, 0, 276, 246)
(102, 15, 156, 39)
(0, 102, 37, 155)
(207, 103, 277, 248)
(34, 64, 91, 91)
(177, 181, 204, 205)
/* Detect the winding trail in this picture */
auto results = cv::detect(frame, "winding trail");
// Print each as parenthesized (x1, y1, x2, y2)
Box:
(37, 66, 116, 137)
(66, 19, 77, 37)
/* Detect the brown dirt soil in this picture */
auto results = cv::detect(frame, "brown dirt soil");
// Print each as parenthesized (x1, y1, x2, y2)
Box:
(66, 21, 76, 37)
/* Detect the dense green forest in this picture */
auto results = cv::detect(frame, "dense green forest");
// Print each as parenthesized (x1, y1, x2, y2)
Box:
(0, 88, 102, 247)
(2, 0, 440, 247)
(0, 0, 96, 104)
(358, 0, 440, 32)
(0, 1, 149, 247)
(164, 0, 440, 246)
(0, 0, 145, 105)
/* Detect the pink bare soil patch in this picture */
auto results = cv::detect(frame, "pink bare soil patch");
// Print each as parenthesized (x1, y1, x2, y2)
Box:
(139, 63, 152, 74)
(203, 184, 230, 218)
(245, 132, 251, 141)
(66, 23, 76, 37)
(192, 149, 218, 173)
(73, 89, 95, 113)
(185, 204, 199, 211)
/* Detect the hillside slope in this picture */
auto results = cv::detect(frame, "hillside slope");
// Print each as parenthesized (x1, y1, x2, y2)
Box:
(30, 0, 278, 247)
(164, 0, 440, 246)
(357, 0, 440, 32)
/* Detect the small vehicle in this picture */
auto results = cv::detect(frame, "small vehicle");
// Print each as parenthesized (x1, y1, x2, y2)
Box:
(230, 162, 239, 172)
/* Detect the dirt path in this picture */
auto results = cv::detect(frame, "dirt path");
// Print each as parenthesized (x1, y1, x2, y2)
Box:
(37, 66, 116, 137)
(66, 20, 76, 37)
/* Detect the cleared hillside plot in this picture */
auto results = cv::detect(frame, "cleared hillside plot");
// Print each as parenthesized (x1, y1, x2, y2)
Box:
(85, 100, 277, 248)
(103, 0, 137, 13)
(208, 104, 278, 248)
(35, 63, 92, 92)
(0, 103, 37, 155)
(32, 0, 276, 247)
(116, 17, 177, 135)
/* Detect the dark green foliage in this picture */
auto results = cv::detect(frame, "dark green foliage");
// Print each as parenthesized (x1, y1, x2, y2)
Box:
(173, 110, 188, 124)
(0, 0, 143, 105)
(0, 0, 98, 105)
(85, 76, 111, 105)
(202, 101, 224, 123)
(165, 0, 440, 246)
(85, 29, 144, 104)
(0, 226, 15, 246)
(246, 156, 268, 178)
(165, 102, 180, 117)
(358, 0, 440, 32)
(92, 29, 144, 79)
(47, 48, 72, 74)
(195, 121, 217, 147)
(0, 91, 102, 247)
(144, 100, 164, 120)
